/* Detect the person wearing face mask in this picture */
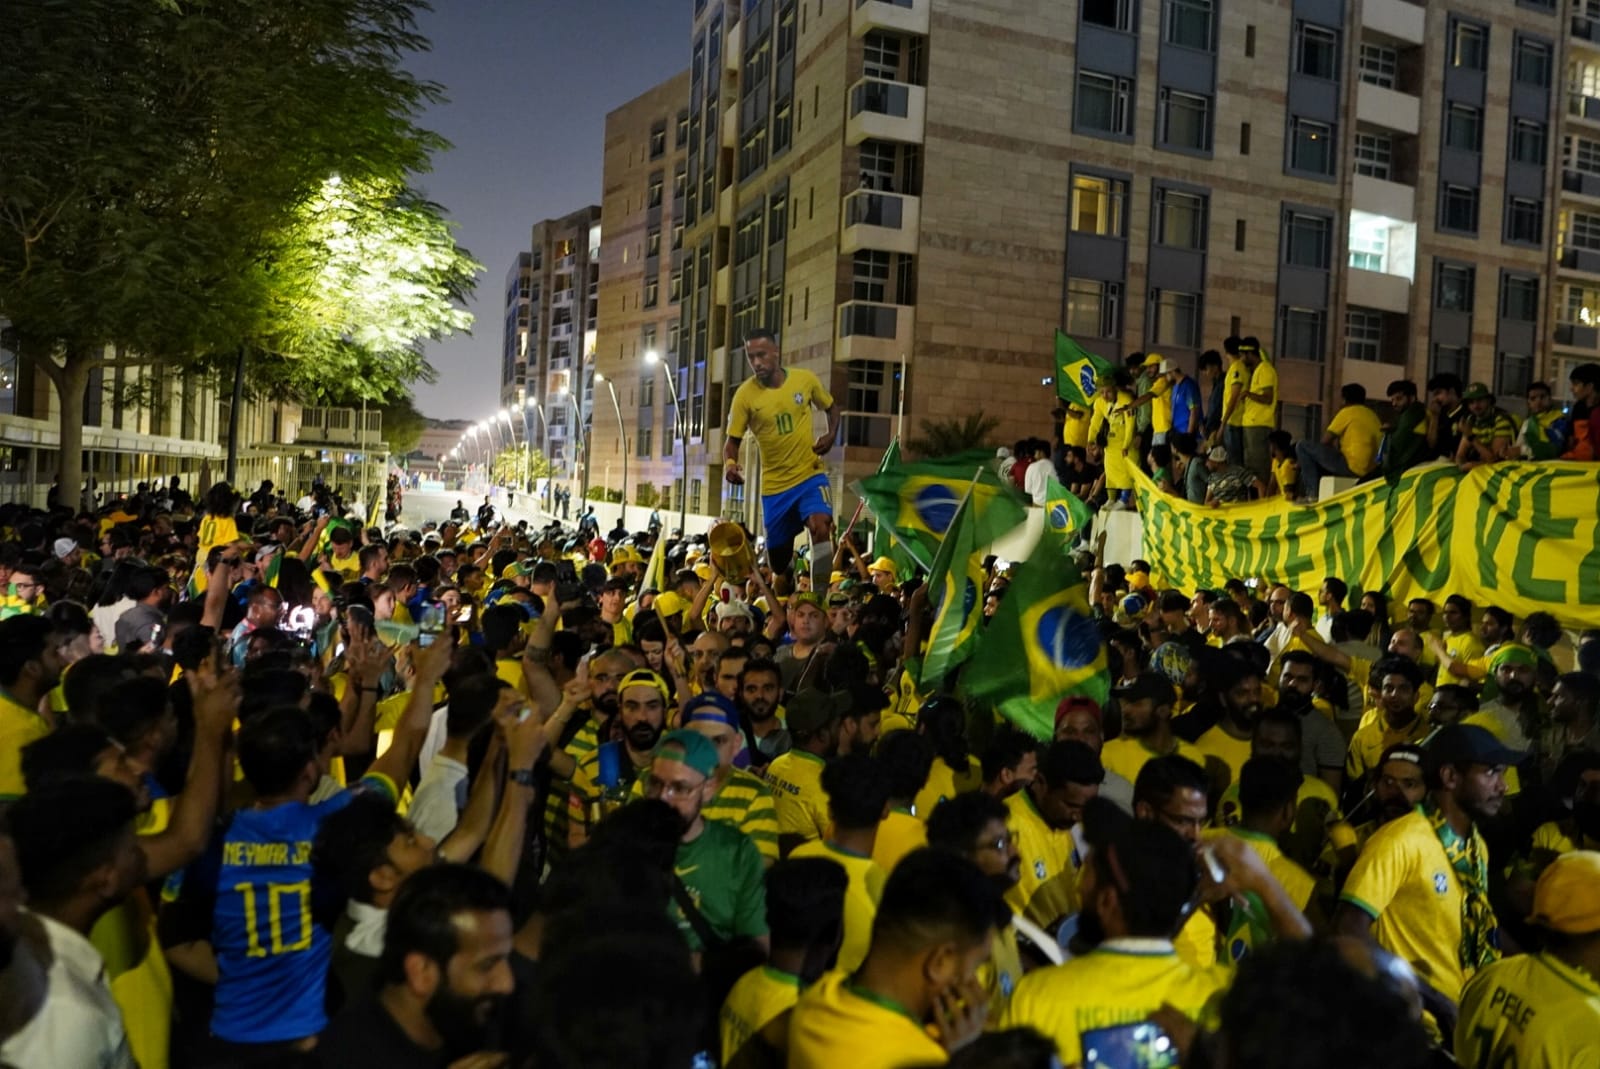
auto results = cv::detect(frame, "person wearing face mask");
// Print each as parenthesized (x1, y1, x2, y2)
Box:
(566, 669, 672, 849)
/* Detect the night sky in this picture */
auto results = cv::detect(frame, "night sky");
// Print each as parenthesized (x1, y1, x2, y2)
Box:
(407, 0, 687, 421)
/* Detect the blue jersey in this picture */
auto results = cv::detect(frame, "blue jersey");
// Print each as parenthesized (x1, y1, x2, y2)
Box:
(207, 776, 395, 1042)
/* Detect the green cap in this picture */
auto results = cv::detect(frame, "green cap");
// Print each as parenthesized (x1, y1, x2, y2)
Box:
(655, 729, 720, 779)
(1488, 643, 1538, 671)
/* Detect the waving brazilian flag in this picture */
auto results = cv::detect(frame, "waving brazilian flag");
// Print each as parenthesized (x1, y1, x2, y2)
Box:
(918, 491, 986, 689)
(1054, 330, 1115, 411)
(870, 439, 920, 581)
(854, 449, 1026, 568)
(1043, 473, 1093, 548)
(961, 534, 1109, 739)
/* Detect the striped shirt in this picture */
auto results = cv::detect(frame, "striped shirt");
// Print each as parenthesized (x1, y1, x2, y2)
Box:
(631, 766, 780, 861)
(543, 711, 600, 857)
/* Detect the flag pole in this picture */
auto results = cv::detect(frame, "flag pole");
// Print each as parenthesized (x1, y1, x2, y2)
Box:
(896, 352, 907, 443)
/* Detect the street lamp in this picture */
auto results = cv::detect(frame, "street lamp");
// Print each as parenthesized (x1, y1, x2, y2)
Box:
(522, 398, 548, 504)
(560, 385, 588, 505)
(594, 371, 628, 529)
(645, 349, 687, 535)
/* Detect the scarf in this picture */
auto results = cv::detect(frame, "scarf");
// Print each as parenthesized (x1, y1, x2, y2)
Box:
(1422, 798, 1500, 977)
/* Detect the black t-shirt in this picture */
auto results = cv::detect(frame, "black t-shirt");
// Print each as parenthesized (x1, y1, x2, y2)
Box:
(317, 998, 447, 1069)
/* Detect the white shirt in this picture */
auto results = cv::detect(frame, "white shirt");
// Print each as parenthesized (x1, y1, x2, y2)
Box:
(408, 752, 469, 843)
(92, 599, 135, 653)
(417, 705, 451, 771)
(1024, 458, 1054, 506)
(0, 912, 134, 1069)
(343, 901, 389, 960)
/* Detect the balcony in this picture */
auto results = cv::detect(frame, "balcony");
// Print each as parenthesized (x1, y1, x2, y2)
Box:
(1346, 267, 1411, 315)
(722, 102, 737, 150)
(852, 0, 928, 38)
(1561, 247, 1600, 274)
(1356, 81, 1419, 135)
(1352, 174, 1416, 222)
(1360, 0, 1424, 45)
(1576, 15, 1600, 52)
(1566, 169, 1600, 199)
(1570, 93, 1600, 124)
(1556, 321, 1600, 350)
(846, 77, 926, 146)
(551, 321, 575, 340)
(835, 301, 914, 363)
(551, 287, 575, 307)
(840, 190, 920, 255)
(556, 254, 576, 271)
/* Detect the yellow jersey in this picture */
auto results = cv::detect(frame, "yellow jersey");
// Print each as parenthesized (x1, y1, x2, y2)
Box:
(871, 807, 927, 873)
(1347, 712, 1431, 783)
(1437, 629, 1486, 688)
(720, 965, 801, 1068)
(1000, 941, 1228, 1066)
(788, 971, 947, 1069)
(1195, 725, 1253, 788)
(192, 513, 241, 593)
(1062, 405, 1091, 449)
(1327, 403, 1383, 476)
(0, 689, 49, 799)
(1004, 790, 1078, 929)
(1149, 375, 1174, 435)
(1243, 359, 1277, 428)
(1271, 456, 1300, 498)
(1101, 736, 1208, 789)
(789, 840, 886, 974)
(1224, 357, 1248, 427)
(726, 366, 834, 495)
(1342, 810, 1488, 1002)
(765, 750, 831, 845)
(1456, 952, 1600, 1069)
(977, 923, 1024, 1019)
(495, 657, 531, 701)
(1175, 907, 1220, 969)
(913, 755, 981, 821)
(1202, 827, 1316, 962)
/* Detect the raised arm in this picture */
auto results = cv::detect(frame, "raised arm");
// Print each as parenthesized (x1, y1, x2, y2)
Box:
(139, 666, 240, 880)
(367, 635, 453, 789)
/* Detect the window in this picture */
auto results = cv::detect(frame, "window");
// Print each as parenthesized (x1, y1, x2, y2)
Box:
(643, 279, 659, 308)
(777, 3, 796, 58)
(1164, 0, 1213, 51)
(734, 211, 764, 266)
(1070, 174, 1127, 236)
(646, 228, 661, 259)
(671, 224, 684, 252)
(1569, 209, 1600, 250)
(860, 140, 897, 190)
(772, 97, 793, 154)
(1497, 353, 1534, 399)
(1359, 43, 1396, 89)
(1284, 212, 1331, 269)
(1439, 184, 1480, 233)
(1288, 117, 1335, 175)
(649, 127, 666, 159)
(639, 368, 655, 407)
(676, 111, 690, 148)
(647, 175, 664, 208)
(1076, 71, 1133, 136)
(1569, 135, 1600, 175)
(1345, 309, 1384, 362)
(1159, 89, 1212, 151)
(1512, 120, 1547, 165)
(1152, 290, 1201, 348)
(739, 126, 767, 179)
(1083, 0, 1133, 30)
(1506, 196, 1544, 244)
(1348, 219, 1387, 272)
(1564, 283, 1600, 324)
(853, 250, 891, 303)
(1065, 277, 1121, 338)
(673, 164, 687, 200)
(1155, 188, 1207, 249)
(637, 424, 652, 458)
(863, 31, 901, 81)
(1445, 104, 1482, 152)
(768, 193, 788, 243)
(1515, 37, 1552, 88)
(1296, 23, 1340, 80)
(1354, 132, 1392, 179)
(1451, 21, 1487, 71)
(1435, 263, 1475, 311)
(765, 283, 782, 333)
(1278, 307, 1327, 361)
(1502, 275, 1539, 321)
(1431, 344, 1470, 381)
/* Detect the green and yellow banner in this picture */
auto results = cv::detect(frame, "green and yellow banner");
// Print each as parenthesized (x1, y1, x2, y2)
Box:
(1133, 462, 1600, 629)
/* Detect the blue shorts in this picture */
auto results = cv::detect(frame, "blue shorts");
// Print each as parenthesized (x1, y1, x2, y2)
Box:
(762, 474, 832, 552)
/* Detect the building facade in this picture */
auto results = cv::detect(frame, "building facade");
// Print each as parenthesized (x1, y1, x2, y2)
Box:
(586, 0, 1580, 528)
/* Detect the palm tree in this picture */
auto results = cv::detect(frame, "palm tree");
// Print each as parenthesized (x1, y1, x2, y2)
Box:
(907, 411, 1002, 459)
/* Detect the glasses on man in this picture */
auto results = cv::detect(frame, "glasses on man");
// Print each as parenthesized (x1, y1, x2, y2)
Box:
(646, 776, 706, 801)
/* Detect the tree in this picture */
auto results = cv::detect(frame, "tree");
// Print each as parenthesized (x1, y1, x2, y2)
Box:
(492, 446, 552, 488)
(377, 394, 428, 456)
(0, 0, 462, 497)
(907, 411, 1002, 459)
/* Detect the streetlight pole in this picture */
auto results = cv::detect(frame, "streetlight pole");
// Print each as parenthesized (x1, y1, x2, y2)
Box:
(525, 399, 548, 504)
(595, 371, 629, 530)
(646, 349, 686, 535)
(562, 388, 588, 506)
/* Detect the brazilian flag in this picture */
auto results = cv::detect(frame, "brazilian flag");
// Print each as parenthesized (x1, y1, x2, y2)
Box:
(1042, 474, 1093, 547)
(917, 492, 985, 690)
(1054, 330, 1115, 411)
(854, 449, 1026, 568)
(870, 439, 920, 580)
(961, 534, 1108, 739)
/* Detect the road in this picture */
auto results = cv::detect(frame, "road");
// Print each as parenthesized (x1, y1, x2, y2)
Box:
(398, 487, 564, 531)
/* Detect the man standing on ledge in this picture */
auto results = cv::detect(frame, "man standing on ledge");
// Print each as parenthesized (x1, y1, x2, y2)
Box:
(724, 328, 841, 593)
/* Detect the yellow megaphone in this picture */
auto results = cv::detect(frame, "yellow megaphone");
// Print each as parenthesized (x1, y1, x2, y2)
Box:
(708, 521, 755, 584)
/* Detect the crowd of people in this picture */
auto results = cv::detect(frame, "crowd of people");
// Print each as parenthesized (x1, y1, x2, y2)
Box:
(1024, 337, 1600, 510)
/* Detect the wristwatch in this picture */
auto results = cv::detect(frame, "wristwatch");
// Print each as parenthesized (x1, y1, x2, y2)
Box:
(508, 768, 538, 788)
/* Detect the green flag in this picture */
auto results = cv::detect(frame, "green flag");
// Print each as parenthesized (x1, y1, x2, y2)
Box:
(1041, 474, 1093, 548)
(961, 533, 1109, 739)
(1054, 330, 1114, 410)
(870, 439, 919, 581)
(854, 449, 1027, 568)
(918, 490, 986, 689)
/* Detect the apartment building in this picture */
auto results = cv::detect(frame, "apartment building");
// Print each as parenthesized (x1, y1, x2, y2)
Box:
(499, 207, 602, 489)
(592, 70, 694, 515)
(590, 0, 1574, 527)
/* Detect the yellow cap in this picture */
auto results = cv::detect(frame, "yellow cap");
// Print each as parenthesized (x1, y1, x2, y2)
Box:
(868, 556, 896, 574)
(1528, 850, 1600, 934)
(653, 590, 687, 619)
(611, 545, 645, 565)
(829, 570, 846, 586)
(693, 562, 711, 581)
(1142, 351, 1164, 368)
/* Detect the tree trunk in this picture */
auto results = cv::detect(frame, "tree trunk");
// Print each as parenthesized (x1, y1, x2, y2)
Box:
(51, 353, 93, 510)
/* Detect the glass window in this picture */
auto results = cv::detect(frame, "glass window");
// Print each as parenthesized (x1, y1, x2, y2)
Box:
(1354, 132, 1392, 179)
(1431, 345, 1470, 381)
(1159, 90, 1211, 151)
(1065, 278, 1121, 339)
(1163, 0, 1213, 50)
(1512, 120, 1547, 166)
(1076, 71, 1133, 136)
(863, 31, 901, 81)
(1152, 290, 1201, 348)
(1082, 0, 1133, 31)
(1445, 104, 1483, 152)
(1348, 219, 1387, 272)
(1569, 210, 1600, 250)
(1568, 135, 1600, 175)
(1155, 188, 1206, 249)
(1452, 21, 1487, 71)
(1496, 353, 1533, 399)
(1436, 264, 1475, 311)
(1071, 174, 1126, 236)
(649, 127, 667, 159)
(1564, 283, 1600, 324)
(1439, 185, 1480, 233)
(1278, 307, 1326, 361)
(1515, 37, 1552, 89)
(1284, 212, 1331, 269)
(646, 229, 661, 258)
(1501, 275, 1539, 322)
(1344, 308, 1383, 362)
(1289, 117, 1335, 175)
(1505, 196, 1543, 245)
(1296, 23, 1340, 80)
(853, 250, 891, 303)
(1359, 43, 1396, 89)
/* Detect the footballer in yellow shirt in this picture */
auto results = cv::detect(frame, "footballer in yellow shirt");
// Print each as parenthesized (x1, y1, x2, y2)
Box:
(765, 749, 831, 847)
(790, 839, 886, 974)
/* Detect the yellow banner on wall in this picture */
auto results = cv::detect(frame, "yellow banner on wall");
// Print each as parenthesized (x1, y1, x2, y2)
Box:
(1133, 462, 1600, 630)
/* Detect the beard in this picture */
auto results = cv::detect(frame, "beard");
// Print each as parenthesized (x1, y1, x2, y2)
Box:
(593, 690, 619, 717)
(745, 700, 776, 723)
(425, 984, 502, 1056)
(625, 719, 664, 753)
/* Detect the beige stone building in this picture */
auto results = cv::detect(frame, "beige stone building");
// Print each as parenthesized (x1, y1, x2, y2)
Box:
(590, 0, 1578, 528)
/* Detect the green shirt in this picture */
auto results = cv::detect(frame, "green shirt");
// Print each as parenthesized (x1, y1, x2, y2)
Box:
(1382, 401, 1428, 479)
(674, 818, 769, 950)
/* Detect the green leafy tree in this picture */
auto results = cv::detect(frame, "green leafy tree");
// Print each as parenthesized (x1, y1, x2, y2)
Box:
(492, 446, 552, 488)
(0, 0, 465, 496)
(907, 411, 1002, 460)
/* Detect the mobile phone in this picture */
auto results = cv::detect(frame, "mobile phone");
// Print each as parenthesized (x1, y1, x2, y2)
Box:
(418, 601, 446, 647)
(1079, 1022, 1179, 1069)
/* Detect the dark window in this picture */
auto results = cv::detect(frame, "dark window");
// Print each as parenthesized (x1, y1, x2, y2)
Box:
(1496, 353, 1533, 398)
(1501, 274, 1539, 321)
(1435, 263, 1475, 311)
(1514, 37, 1552, 88)
(1082, 0, 1134, 32)
(1284, 212, 1331, 269)
(1288, 117, 1335, 175)
(1158, 89, 1211, 151)
(1077, 71, 1134, 136)
(649, 127, 667, 160)
(1295, 22, 1340, 80)
(1439, 184, 1479, 233)
(1451, 21, 1487, 71)
(1511, 120, 1547, 165)
(1505, 196, 1543, 245)
(1445, 104, 1483, 152)
(1277, 307, 1326, 361)
(1163, 0, 1214, 51)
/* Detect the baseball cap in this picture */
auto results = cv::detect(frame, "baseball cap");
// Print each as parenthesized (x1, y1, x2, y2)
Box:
(500, 560, 534, 580)
(1207, 446, 1229, 463)
(53, 537, 78, 560)
(618, 669, 671, 703)
(786, 689, 845, 734)
(1427, 723, 1525, 768)
(868, 556, 897, 574)
(1462, 382, 1492, 402)
(829, 570, 846, 585)
(654, 729, 720, 780)
(790, 591, 825, 612)
(682, 692, 742, 730)
(653, 590, 687, 619)
(611, 545, 645, 566)
(1378, 743, 1425, 768)
(1158, 358, 1174, 374)
(1112, 671, 1177, 709)
(1142, 351, 1164, 368)
(1527, 851, 1600, 934)
(1054, 695, 1102, 728)
(826, 591, 852, 608)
